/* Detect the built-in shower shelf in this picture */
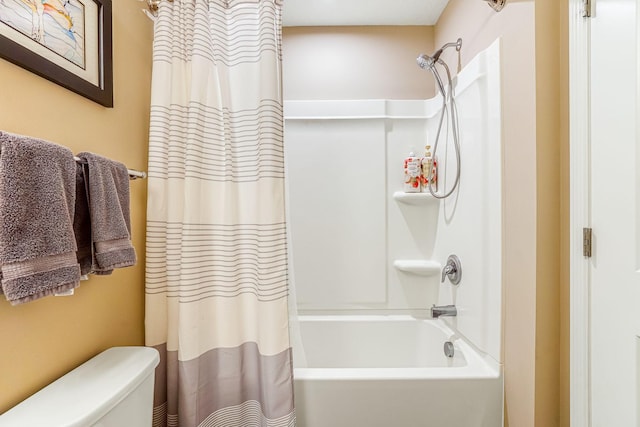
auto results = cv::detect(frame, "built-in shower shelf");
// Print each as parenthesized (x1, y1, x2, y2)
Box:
(393, 260, 441, 276)
(392, 191, 438, 205)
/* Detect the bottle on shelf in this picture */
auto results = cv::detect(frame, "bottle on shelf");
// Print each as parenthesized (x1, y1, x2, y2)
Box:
(404, 151, 422, 193)
(420, 145, 437, 192)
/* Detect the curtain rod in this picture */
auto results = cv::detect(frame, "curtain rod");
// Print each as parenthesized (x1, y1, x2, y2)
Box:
(74, 157, 147, 180)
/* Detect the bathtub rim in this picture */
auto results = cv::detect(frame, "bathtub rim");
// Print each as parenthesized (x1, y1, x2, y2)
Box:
(292, 315, 501, 381)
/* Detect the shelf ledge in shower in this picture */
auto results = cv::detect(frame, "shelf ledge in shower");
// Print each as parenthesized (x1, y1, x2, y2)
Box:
(392, 191, 439, 205)
(283, 100, 441, 120)
(393, 260, 441, 276)
(284, 115, 430, 121)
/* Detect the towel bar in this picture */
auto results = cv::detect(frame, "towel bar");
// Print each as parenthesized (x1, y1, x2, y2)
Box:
(74, 157, 147, 180)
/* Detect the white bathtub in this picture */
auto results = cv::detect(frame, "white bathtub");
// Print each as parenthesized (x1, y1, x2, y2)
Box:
(292, 315, 503, 427)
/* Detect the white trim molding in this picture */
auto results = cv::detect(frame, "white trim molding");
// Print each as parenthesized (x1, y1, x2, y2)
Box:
(569, 0, 591, 425)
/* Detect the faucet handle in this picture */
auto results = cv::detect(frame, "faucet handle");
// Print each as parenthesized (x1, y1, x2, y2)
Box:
(441, 255, 462, 285)
(441, 263, 454, 283)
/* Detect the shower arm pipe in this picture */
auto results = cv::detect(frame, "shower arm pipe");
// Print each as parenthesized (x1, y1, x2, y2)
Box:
(432, 38, 463, 64)
(483, 0, 506, 12)
(439, 40, 463, 54)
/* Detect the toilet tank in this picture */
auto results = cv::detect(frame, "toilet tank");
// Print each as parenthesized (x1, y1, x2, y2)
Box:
(0, 346, 160, 427)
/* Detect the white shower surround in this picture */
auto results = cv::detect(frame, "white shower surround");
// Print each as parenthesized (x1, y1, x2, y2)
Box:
(284, 40, 503, 425)
(285, 39, 502, 360)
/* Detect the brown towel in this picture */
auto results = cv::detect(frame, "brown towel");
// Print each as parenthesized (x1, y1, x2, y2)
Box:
(0, 131, 81, 305)
(76, 152, 136, 274)
(73, 163, 93, 276)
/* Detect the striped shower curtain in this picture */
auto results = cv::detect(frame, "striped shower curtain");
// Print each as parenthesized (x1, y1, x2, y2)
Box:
(144, 1, 294, 426)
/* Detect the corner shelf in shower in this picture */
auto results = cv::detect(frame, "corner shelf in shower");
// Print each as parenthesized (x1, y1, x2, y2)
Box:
(392, 191, 439, 205)
(393, 260, 441, 276)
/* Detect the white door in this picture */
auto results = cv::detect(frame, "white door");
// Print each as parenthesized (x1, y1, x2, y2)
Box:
(588, 0, 640, 425)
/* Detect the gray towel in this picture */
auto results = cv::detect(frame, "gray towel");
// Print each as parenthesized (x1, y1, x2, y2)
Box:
(0, 131, 81, 305)
(76, 152, 136, 274)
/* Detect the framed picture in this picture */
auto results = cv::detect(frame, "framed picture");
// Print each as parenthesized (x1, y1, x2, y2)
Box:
(0, 0, 113, 107)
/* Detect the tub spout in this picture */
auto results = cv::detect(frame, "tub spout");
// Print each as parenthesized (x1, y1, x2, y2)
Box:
(431, 304, 457, 318)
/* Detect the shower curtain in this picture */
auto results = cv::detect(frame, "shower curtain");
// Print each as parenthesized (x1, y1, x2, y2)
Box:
(144, 1, 294, 426)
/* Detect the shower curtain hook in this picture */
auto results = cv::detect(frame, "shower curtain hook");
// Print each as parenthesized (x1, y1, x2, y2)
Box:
(144, 0, 159, 13)
(143, 0, 174, 15)
(484, 0, 506, 12)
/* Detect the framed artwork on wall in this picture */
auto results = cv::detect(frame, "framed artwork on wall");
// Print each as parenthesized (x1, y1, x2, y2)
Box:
(0, 0, 113, 107)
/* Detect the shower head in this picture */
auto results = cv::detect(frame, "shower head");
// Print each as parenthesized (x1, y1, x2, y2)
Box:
(483, 0, 506, 12)
(416, 38, 463, 71)
(416, 53, 437, 70)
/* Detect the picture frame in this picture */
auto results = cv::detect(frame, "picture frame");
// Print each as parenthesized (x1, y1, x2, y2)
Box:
(0, 0, 113, 107)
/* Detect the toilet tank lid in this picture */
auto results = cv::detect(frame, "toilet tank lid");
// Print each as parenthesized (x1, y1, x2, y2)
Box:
(0, 346, 160, 427)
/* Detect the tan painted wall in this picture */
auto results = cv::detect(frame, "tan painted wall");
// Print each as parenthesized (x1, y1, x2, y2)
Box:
(282, 26, 435, 100)
(534, 0, 563, 425)
(435, 1, 538, 427)
(0, 1, 153, 413)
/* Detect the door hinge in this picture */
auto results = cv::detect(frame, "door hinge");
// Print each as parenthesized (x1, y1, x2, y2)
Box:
(583, 228, 592, 257)
(582, 0, 591, 18)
